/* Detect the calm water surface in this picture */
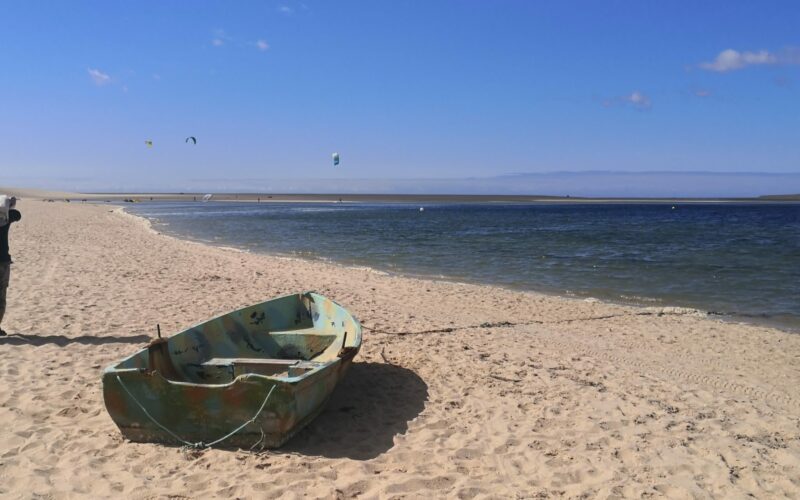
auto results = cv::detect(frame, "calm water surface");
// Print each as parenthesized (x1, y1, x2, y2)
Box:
(127, 202, 800, 330)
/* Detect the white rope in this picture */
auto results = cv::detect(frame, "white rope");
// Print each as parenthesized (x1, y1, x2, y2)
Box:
(204, 384, 277, 448)
(116, 375, 276, 449)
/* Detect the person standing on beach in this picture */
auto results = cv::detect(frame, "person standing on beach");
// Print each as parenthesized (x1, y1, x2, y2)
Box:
(0, 197, 21, 336)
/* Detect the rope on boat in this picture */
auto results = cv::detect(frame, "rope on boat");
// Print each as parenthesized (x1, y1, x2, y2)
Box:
(204, 384, 276, 448)
(115, 375, 276, 449)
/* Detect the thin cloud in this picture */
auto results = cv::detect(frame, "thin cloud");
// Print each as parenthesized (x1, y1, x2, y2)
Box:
(694, 89, 712, 97)
(602, 91, 652, 110)
(211, 28, 270, 52)
(774, 75, 792, 87)
(211, 28, 228, 47)
(785, 47, 800, 65)
(626, 91, 651, 109)
(698, 47, 800, 72)
(278, 5, 293, 15)
(87, 68, 111, 86)
(699, 49, 776, 72)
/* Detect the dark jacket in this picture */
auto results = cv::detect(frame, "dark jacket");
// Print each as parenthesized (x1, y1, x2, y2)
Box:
(0, 209, 22, 263)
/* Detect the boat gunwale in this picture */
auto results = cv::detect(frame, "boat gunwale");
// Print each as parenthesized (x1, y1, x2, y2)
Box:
(105, 358, 342, 389)
(103, 291, 362, 388)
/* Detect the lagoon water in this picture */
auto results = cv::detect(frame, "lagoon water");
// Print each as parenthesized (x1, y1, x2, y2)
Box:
(128, 202, 800, 330)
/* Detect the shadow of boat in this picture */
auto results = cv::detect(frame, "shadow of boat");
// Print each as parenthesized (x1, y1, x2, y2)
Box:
(284, 361, 428, 460)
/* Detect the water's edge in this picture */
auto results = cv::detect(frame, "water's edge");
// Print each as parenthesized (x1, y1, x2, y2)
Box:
(121, 205, 798, 334)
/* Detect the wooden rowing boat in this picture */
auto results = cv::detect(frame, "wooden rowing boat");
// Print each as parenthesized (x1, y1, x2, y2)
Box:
(103, 292, 361, 448)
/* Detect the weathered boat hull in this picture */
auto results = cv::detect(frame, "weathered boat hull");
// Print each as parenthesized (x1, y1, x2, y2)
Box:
(103, 292, 361, 448)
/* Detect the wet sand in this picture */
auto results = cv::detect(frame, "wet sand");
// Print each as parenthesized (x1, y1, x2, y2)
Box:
(0, 199, 798, 498)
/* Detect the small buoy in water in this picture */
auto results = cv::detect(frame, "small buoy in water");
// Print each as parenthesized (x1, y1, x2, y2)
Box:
(419, 207, 424, 212)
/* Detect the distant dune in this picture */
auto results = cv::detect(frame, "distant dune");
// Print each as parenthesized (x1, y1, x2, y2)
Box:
(0, 186, 82, 199)
(760, 194, 800, 201)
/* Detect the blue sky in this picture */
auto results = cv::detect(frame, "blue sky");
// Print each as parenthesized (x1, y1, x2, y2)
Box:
(0, 1, 798, 194)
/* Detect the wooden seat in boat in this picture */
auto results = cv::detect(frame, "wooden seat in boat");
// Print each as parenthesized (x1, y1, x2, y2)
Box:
(203, 358, 300, 367)
(202, 358, 297, 377)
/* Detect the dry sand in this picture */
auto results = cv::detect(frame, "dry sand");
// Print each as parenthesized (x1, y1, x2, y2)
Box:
(0, 199, 799, 498)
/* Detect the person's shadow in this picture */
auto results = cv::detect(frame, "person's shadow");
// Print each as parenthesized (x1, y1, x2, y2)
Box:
(0, 333, 152, 346)
(284, 361, 428, 460)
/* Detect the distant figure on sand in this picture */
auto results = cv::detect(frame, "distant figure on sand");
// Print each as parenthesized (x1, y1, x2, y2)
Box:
(0, 196, 22, 336)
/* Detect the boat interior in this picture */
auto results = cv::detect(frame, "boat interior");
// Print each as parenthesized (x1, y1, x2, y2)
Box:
(110, 293, 357, 384)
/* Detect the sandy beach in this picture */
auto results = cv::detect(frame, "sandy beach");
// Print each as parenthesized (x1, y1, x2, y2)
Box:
(0, 198, 799, 498)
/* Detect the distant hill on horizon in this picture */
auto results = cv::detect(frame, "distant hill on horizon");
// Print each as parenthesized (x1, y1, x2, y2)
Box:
(759, 193, 800, 200)
(3, 171, 800, 199)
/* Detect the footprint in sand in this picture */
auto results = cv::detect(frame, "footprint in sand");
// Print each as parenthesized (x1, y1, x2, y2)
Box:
(57, 406, 88, 418)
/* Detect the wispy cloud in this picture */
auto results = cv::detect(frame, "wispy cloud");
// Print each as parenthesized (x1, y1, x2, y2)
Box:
(602, 91, 652, 110)
(278, 5, 293, 15)
(787, 47, 800, 65)
(698, 47, 800, 72)
(211, 27, 271, 53)
(694, 89, 712, 97)
(87, 68, 111, 86)
(626, 91, 651, 109)
(774, 75, 792, 87)
(211, 28, 228, 47)
(699, 49, 777, 72)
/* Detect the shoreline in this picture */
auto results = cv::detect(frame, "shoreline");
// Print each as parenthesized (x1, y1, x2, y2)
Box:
(2, 199, 799, 497)
(122, 204, 800, 335)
